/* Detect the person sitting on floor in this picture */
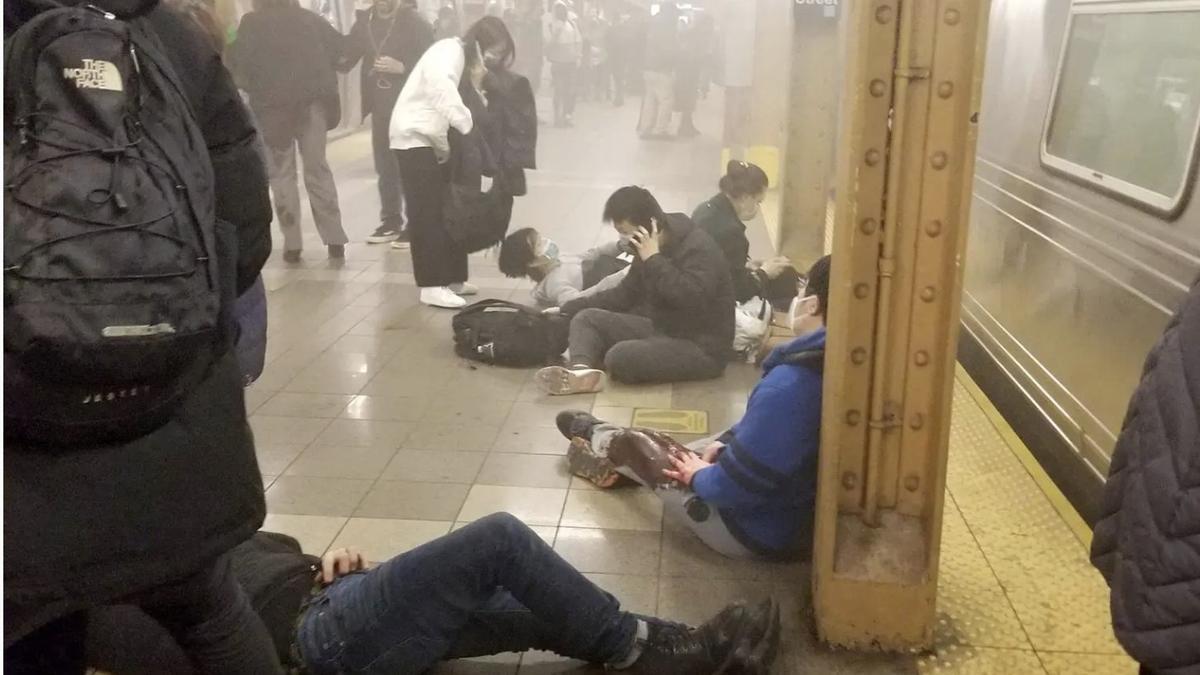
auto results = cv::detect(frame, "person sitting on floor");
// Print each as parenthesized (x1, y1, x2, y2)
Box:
(498, 226, 631, 307)
(692, 160, 801, 309)
(534, 186, 734, 394)
(85, 513, 783, 675)
(555, 254, 831, 561)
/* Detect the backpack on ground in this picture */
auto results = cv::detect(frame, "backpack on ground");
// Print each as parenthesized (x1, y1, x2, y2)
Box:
(452, 299, 569, 367)
(4, 3, 224, 445)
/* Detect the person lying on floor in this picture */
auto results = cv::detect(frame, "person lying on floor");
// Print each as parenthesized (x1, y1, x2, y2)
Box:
(555, 255, 830, 561)
(84, 513, 782, 675)
(534, 185, 735, 395)
(497, 226, 631, 307)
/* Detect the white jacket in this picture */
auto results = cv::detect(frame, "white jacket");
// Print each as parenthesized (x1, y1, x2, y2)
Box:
(389, 37, 474, 160)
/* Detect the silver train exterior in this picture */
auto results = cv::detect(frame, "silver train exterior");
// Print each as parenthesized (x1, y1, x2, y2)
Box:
(960, 0, 1200, 519)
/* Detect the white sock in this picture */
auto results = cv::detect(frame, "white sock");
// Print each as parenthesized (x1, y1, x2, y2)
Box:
(609, 619, 649, 670)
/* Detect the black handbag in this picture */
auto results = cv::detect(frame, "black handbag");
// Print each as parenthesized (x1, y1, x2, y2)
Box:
(443, 183, 514, 253)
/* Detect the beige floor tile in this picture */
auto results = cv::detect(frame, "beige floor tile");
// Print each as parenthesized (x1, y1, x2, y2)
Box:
(589, 406, 634, 427)
(342, 394, 432, 422)
(313, 418, 413, 449)
(257, 392, 354, 418)
(404, 423, 502, 453)
(261, 514, 347, 554)
(255, 444, 306, 475)
(262, 474, 277, 489)
(583, 573, 659, 616)
(516, 384, 596, 408)
(492, 425, 573, 455)
(361, 370, 448, 397)
(553, 527, 661, 576)
(559, 489, 663, 532)
(457, 485, 568, 526)
(266, 476, 374, 516)
(250, 415, 330, 446)
(504, 402, 573, 428)
(328, 333, 408, 356)
(383, 450, 487, 483)
(355, 480, 471, 521)
(244, 386, 275, 415)
(656, 576, 773, 626)
(330, 517, 452, 562)
(284, 445, 399, 480)
(477, 453, 572, 488)
(1037, 651, 1137, 675)
(422, 396, 515, 427)
(594, 382, 672, 409)
(283, 368, 373, 395)
(303, 350, 390, 374)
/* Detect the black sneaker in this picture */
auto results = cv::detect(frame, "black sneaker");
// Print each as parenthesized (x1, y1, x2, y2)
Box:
(555, 410, 603, 441)
(627, 600, 780, 675)
(367, 225, 400, 244)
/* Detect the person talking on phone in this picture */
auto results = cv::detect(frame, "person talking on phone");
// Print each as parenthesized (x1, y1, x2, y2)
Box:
(340, 0, 433, 247)
(535, 186, 734, 394)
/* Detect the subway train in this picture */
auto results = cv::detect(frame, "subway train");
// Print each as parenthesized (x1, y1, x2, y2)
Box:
(959, 0, 1200, 521)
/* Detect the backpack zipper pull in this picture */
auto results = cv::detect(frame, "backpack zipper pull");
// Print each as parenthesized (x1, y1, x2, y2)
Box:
(84, 4, 116, 19)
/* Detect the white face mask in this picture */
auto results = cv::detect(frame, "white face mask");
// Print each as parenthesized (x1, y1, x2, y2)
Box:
(788, 294, 821, 336)
(538, 237, 560, 261)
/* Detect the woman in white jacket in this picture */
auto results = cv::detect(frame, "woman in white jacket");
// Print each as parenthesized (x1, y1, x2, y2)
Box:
(390, 16, 515, 308)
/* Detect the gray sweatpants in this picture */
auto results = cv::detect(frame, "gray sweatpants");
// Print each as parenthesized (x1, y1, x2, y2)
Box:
(568, 308, 724, 384)
(590, 425, 755, 559)
(265, 103, 348, 252)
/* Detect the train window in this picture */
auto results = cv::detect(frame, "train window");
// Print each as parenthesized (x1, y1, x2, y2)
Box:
(1042, 4, 1200, 215)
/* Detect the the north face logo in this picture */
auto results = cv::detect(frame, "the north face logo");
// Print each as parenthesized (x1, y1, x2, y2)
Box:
(62, 59, 123, 92)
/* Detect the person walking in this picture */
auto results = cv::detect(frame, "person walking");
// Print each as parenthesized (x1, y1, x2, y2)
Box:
(544, 1, 581, 127)
(4, 0, 282, 671)
(637, 2, 680, 139)
(390, 16, 516, 308)
(229, 0, 349, 263)
(341, 0, 434, 247)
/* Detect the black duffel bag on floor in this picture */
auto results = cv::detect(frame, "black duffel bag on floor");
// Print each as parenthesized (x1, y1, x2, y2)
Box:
(452, 299, 569, 367)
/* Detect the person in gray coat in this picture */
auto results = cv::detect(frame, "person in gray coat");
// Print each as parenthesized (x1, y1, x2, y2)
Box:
(1091, 277, 1200, 675)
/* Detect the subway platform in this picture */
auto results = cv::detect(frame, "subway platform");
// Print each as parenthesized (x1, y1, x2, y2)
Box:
(245, 90, 1136, 674)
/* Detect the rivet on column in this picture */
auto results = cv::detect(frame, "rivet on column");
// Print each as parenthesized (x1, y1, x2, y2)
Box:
(860, 218, 878, 235)
(842, 472, 859, 490)
(904, 475, 921, 492)
(914, 350, 930, 367)
(854, 283, 870, 299)
(852, 347, 868, 364)
(909, 413, 925, 430)
(937, 81, 954, 99)
(845, 409, 862, 426)
(920, 286, 936, 302)
(931, 151, 948, 170)
(944, 7, 960, 25)
(865, 149, 882, 166)
(875, 4, 894, 24)
(925, 220, 943, 237)
(870, 79, 887, 97)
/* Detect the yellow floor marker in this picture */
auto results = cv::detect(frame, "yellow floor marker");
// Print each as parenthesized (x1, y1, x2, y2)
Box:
(631, 409, 709, 435)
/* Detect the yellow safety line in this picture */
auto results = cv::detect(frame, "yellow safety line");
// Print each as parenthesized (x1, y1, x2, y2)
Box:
(954, 365, 1094, 550)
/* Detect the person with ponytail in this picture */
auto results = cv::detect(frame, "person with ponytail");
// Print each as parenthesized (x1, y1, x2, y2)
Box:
(693, 161, 800, 308)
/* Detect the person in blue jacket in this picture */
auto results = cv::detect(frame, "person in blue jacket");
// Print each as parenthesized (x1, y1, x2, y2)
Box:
(555, 255, 831, 560)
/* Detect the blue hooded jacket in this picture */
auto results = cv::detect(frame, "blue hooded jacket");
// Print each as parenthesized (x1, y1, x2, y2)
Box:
(691, 328, 825, 558)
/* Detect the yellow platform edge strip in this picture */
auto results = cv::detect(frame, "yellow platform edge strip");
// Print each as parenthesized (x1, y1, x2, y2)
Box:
(954, 365, 1093, 550)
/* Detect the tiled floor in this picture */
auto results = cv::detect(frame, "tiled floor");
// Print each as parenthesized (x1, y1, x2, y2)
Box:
(248, 89, 1135, 673)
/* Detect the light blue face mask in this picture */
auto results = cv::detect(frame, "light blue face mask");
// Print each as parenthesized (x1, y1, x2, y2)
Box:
(539, 238, 560, 261)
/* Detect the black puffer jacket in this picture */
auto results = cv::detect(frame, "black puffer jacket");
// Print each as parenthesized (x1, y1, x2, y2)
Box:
(561, 213, 734, 362)
(3, 0, 273, 645)
(1091, 278, 1200, 673)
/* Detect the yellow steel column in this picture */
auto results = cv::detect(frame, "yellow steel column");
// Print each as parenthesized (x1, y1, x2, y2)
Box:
(812, 0, 991, 650)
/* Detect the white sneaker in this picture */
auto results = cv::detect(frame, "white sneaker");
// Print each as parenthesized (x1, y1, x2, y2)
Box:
(535, 366, 607, 395)
(450, 281, 478, 296)
(420, 286, 468, 309)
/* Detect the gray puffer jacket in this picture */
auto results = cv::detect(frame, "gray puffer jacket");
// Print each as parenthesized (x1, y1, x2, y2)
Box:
(1091, 278, 1200, 674)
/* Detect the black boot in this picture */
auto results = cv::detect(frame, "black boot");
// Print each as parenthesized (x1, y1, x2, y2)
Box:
(555, 410, 603, 441)
(626, 600, 779, 674)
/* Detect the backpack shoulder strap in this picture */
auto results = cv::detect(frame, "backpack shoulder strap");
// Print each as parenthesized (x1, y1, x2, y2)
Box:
(780, 347, 824, 375)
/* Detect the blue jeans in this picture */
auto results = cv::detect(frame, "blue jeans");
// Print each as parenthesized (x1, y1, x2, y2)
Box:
(295, 513, 638, 674)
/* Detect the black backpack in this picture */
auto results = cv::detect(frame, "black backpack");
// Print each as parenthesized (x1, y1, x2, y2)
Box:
(452, 299, 569, 367)
(4, 4, 223, 445)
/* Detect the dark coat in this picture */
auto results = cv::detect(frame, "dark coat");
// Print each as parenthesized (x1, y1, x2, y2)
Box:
(340, 6, 434, 120)
(1091, 279, 1200, 673)
(561, 213, 735, 362)
(229, 6, 343, 145)
(485, 69, 538, 195)
(692, 192, 761, 303)
(3, 1, 273, 646)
